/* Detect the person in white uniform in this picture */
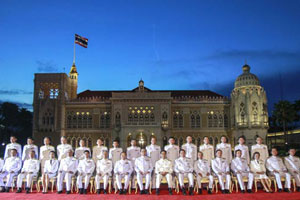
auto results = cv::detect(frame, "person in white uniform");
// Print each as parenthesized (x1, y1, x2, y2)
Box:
(57, 149, 78, 194)
(75, 139, 91, 160)
(0, 158, 4, 173)
(251, 136, 269, 162)
(4, 136, 22, 159)
(16, 150, 40, 193)
(41, 151, 59, 194)
(231, 149, 253, 193)
(266, 147, 291, 193)
(57, 136, 73, 161)
(181, 136, 197, 163)
(39, 137, 55, 174)
(77, 150, 95, 194)
(135, 149, 153, 194)
(194, 151, 213, 194)
(174, 149, 194, 195)
(95, 150, 112, 194)
(0, 149, 22, 192)
(212, 149, 231, 194)
(199, 136, 214, 164)
(216, 135, 232, 164)
(155, 150, 173, 195)
(22, 137, 39, 161)
(234, 136, 250, 164)
(284, 147, 300, 192)
(164, 137, 179, 164)
(109, 140, 122, 167)
(114, 152, 133, 195)
(250, 152, 272, 193)
(146, 137, 161, 189)
(127, 139, 140, 189)
(92, 138, 108, 162)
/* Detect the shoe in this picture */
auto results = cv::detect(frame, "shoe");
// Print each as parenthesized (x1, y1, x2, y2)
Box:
(221, 190, 225, 194)
(297, 187, 300, 192)
(140, 190, 143, 195)
(119, 189, 123, 195)
(247, 189, 252, 193)
(79, 188, 83, 194)
(198, 188, 202, 194)
(145, 190, 149, 195)
(278, 189, 282, 193)
(5, 187, 10, 192)
(57, 191, 62, 194)
(168, 188, 173, 195)
(284, 188, 291, 193)
(156, 189, 159, 195)
(241, 190, 245, 193)
(16, 188, 22, 193)
(0, 187, 5, 192)
(189, 187, 194, 195)
(26, 188, 30, 194)
(208, 189, 212, 194)
(182, 187, 186, 195)
(225, 189, 229, 194)
(66, 190, 71, 194)
(97, 189, 101, 194)
(103, 189, 107, 194)
(84, 189, 87, 194)
(123, 189, 127, 195)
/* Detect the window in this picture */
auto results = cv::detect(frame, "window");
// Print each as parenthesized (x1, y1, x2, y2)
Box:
(219, 114, 223, 127)
(178, 114, 183, 128)
(224, 114, 228, 128)
(116, 112, 121, 126)
(196, 114, 201, 128)
(173, 114, 178, 128)
(213, 114, 218, 127)
(191, 114, 195, 128)
(100, 112, 110, 128)
(208, 114, 213, 127)
(49, 88, 59, 99)
(66, 111, 93, 129)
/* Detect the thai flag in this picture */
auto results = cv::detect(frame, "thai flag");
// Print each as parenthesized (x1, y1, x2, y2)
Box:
(75, 34, 88, 48)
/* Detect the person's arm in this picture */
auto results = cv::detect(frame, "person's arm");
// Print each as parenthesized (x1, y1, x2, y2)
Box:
(35, 145, 39, 159)
(231, 160, 237, 173)
(34, 160, 40, 174)
(265, 159, 273, 172)
(174, 160, 180, 173)
(22, 146, 26, 161)
(53, 160, 59, 173)
(113, 162, 119, 174)
(134, 159, 140, 173)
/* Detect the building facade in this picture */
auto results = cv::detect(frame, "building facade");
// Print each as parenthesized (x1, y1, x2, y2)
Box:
(32, 63, 269, 150)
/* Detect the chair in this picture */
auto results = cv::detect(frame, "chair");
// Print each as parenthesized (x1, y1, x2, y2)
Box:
(8, 176, 39, 192)
(175, 175, 196, 194)
(134, 177, 152, 194)
(93, 176, 112, 194)
(75, 176, 94, 194)
(113, 177, 132, 194)
(269, 176, 296, 192)
(253, 177, 271, 192)
(37, 176, 57, 192)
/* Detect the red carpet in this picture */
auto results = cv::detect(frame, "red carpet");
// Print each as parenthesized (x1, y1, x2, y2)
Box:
(1, 190, 300, 200)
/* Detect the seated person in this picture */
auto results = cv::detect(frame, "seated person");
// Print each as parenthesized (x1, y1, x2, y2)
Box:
(155, 150, 173, 195)
(41, 151, 59, 194)
(77, 150, 95, 194)
(194, 151, 213, 194)
(95, 150, 112, 194)
(114, 152, 133, 195)
(135, 149, 153, 195)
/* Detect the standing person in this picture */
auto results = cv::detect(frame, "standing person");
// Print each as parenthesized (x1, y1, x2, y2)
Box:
(231, 149, 254, 193)
(216, 135, 232, 164)
(0, 149, 22, 192)
(135, 149, 153, 194)
(92, 138, 108, 162)
(39, 137, 55, 173)
(234, 136, 250, 164)
(164, 137, 179, 164)
(194, 151, 213, 194)
(182, 136, 197, 163)
(266, 147, 291, 193)
(284, 147, 300, 191)
(155, 150, 173, 195)
(57, 136, 73, 161)
(4, 136, 22, 159)
(57, 149, 78, 194)
(75, 139, 91, 160)
(16, 151, 40, 193)
(22, 137, 39, 161)
(114, 152, 133, 195)
(251, 136, 269, 162)
(77, 150, 95, 194)
(146, 137, 161, 189)
(174, 149, 194, 196)
(109, 140, 123, 167)
(41, 151, 59, 194)
(212, 149, 231, 194)
(127, 139, 141, 189)
(95, 150, 112, 194)
(250, 152, 273, 193)
(199, 136, 214, 163)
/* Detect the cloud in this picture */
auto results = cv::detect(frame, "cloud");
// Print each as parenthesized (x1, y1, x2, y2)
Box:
(0, 89, 33, 95)
(36, 60, 58, 72)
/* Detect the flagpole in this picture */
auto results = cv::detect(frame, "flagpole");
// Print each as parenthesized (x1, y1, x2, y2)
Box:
(73, 39, 76, 64)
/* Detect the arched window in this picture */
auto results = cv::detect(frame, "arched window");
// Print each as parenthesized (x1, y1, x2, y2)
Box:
(105, 114, 110, 128)
(240, 102, 246, 124)
(213, 114, 218, 127)
(87, 138, 92, 149)
(173, 114, 178, 128)
(208, 114, 213, 127)
(71, 137, 76, 149)
(178, 114, 183, 128)
(196, 114, 201, 128)
(197, 137, 201, 147)
(162, 112, 168, 121)
(191, 114, 195, 128)
(115, 112, 121, 126)
(219, 114, 223, 127)
(163, 136, 168, 147)
(224, 114, 228, 128)
(179, 138, 184, 147)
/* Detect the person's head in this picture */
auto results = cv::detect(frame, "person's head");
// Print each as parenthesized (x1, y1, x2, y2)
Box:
(141, 149, 147, 156)
(216, 149, 222, 158)
(220, 135, 228, 143)
(151, 137, 156, 145)
(121, 152, 127, 160)
(60, 136, 67, 144)
(84, 150, 90, 158)
(198, 151, 203, 159)
(253, 152, 260, 160)
(113, 140, 119, 148)
(103, 150, 108, 159)
(49, 151, 55, 159)
(169, 137, 175, 145)
(238, 136, 245, 145)
(271, 147, 278, 156)
(29, 150, 35, 159)
(79, 139, 85, 147)
(67, 149, 73, 157)
(256, 136, 263, 145)
(289, 148, 296, 156)
(186, 136, 192, 144)
(27, 137, 34, 145)
(97, 139, 103, 146)
(161, 150, 167, 159)
(179, 149, 186, 157)
(11, 148, 17, 157)
(131, 139, 137, 146)
(203, 136, 209, 144)
(44, 137, 51, 145)
(235, 149, 242, 158)
(10, 136, 17, 143)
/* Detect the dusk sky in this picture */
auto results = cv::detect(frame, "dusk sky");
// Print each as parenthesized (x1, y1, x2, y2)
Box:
(0, 0, 300, 112)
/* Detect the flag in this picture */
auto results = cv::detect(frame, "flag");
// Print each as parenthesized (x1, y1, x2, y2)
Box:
(75, 34, 88, 48)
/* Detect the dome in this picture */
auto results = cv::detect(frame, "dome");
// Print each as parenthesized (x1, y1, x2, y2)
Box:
(234, 64, 260, 88)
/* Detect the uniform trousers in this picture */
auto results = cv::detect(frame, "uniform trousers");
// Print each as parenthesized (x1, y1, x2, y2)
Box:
(196, 174, 213, 188)
(136, 172, 151, 190)
(156, 173, 172, 188)
(0, 172, 18, 187)
(77, 173, 92, 189)
(95, 174, 110, 190)
(177, 173, 194, 187)
(116, 174, 131, 190)
(57, 171, 74, 191)
(16, 172, 37, 188)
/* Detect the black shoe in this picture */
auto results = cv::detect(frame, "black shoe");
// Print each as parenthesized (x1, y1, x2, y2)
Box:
(297, 187, 300, 192)
(168, 188, 173, 195)
(278, 189, 282, 193)
(79, 188, 83, 194)
(97, 189, 101, 194)
(5, 187, 10, 192)
(26, 188, 30, 194)
(140, 189, 143, 194)
(241, 190, 245, 193)
(66, 190, 71, 194)
(247, 189, 252, 193)
(156, 189, 159, 195)
(182, 187, 186, 195)
(119, 189, 123, 195)
(83, 189, 87, 194)
(123, 189, 127, 194)
(103, 189, 107, 194)
(198, 188, 202, 194)
(189, 187, 194, 195)
(221, 190, 225, 194)
(16, 188, 22, 193)
(57, 191, 62, 194)
(225, 189, 229, 194)
(0, 187, 5, 192)
(284, 188, 291, 193)
(208, 189, 212, 194)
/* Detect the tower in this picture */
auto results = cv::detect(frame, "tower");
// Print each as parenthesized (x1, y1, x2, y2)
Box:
(69, 63, 78, 99)
(231, 64, 269, 146)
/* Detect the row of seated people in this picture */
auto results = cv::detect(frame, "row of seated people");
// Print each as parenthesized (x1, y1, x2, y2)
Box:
(0, 145, 299, 195)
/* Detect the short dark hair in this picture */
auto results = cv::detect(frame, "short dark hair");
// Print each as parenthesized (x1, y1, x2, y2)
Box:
(203, 136, 209, 140)
(238, 136, 246, 141)
(113, 140, 119, 143)
(216, 149, 222, 154)
(161, 150, 167, 154)
(169, 137, 175, 140)
(27, 137, 34, 140)
(84, 150, 90, 153)
(253, 152, 260, 159)
(271, 147, 278, 151)
(220, 135, 228, 142)
(235, 149, 242, 155)
(179, 149, 186, 153)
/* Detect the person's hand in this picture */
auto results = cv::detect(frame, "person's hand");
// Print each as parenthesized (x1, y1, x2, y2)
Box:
(218, 172, 222, 175)
(206, 173, 210, 176)
(29, 172, 33, 174)
(226, 172, 230, 175)
(68, 171, 74, 174)
(274, 170, 279, 173)
(294, 171, 298, 174)
(87, 173, 91, 175)
(125, 172, 129, 175)
(198, 173, 202, 177)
